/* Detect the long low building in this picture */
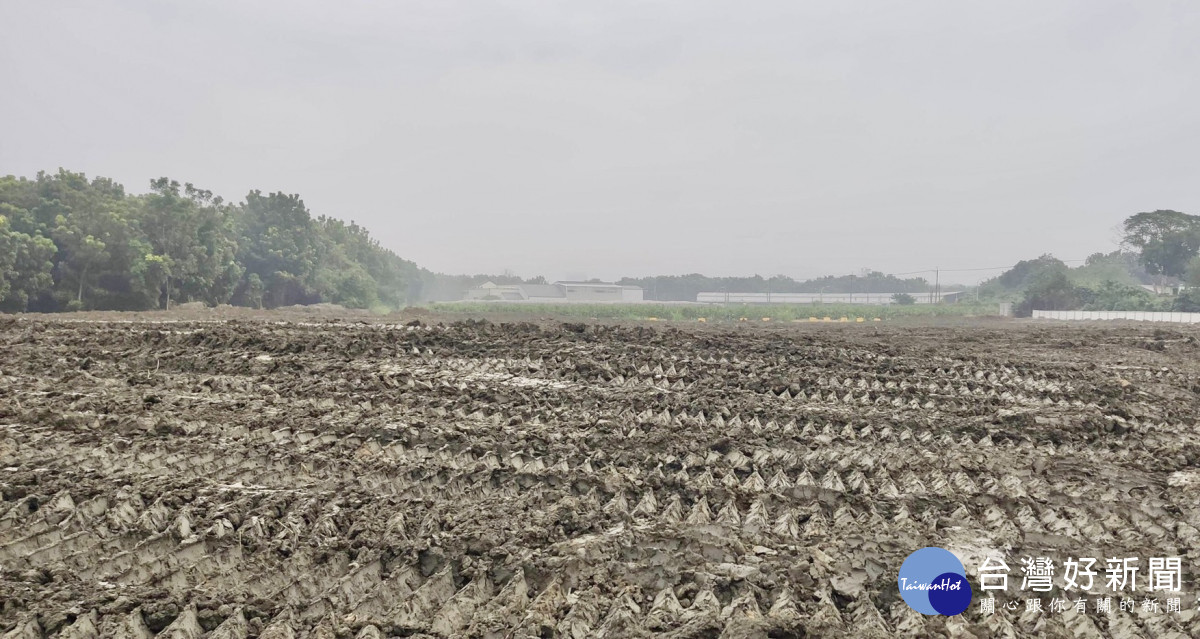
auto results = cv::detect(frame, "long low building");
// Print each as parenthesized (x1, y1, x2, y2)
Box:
(466, 281, 644, 302)
(695, 291, 965, 304)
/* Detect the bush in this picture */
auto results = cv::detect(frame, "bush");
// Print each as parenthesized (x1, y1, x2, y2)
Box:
(1015, 269, 1082, 317)
(891, 293, 916, 305)
(1081, 281, 1154, 311)
(1174, 289, 1200, 312)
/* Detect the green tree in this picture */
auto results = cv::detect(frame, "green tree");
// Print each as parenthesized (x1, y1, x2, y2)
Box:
(1175, 289, 1200, 312)
(1016, 265, 1083, 316)
(0, 169, 422, 313)
(1177, 256, 1200, 312)
(1184, 255, 1200, 289)
(139, 178, 240, 308)
(0, 215, 57, 311)
(315, 216, 391, 308)
(993, 254, 1068, 290)
(136, 254, 173, 306)
(51, 220, 108, 305)
(244, 273, 265, 309)
(237, 191, 321, 307)
(1070, 251, 1143, 289)
(1122, 210, 1200, 287)
(1083, 280, 1155, 311)
(12, 170, 150, 310)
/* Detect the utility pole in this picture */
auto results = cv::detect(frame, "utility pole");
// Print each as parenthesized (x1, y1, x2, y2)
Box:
(934, 268, 940, 303)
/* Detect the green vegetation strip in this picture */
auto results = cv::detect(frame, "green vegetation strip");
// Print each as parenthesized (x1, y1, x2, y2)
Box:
(429, 302, 999, 321)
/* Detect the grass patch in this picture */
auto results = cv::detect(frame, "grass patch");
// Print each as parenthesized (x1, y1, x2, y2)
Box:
(427, 301, 1002, 322)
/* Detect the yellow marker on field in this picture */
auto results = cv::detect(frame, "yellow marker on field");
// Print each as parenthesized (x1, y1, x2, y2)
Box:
(823, 317, 832, 322)
(809, 317, 818, 322)
(739, 317, 748, 322)
(856, 317, 864, 322)
(762, 317, 771, 322)
(647, 317, 659, 321)
(873, 318, 882, 322)
(697, 317, 707, 323)
(839, 317, 848, 322)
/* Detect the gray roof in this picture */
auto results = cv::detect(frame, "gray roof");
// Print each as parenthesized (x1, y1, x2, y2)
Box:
(520, 284, 566, 298)
(554, 281, 623, 288)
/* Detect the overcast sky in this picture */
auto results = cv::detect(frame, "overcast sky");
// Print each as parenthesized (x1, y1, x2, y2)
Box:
(2, 1, 1198, 284)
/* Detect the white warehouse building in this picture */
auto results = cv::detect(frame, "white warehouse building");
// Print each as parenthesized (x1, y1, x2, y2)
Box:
(466, 281, 644, 302)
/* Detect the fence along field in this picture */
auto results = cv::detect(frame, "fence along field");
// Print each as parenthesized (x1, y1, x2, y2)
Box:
(1033, 310, 1200, 323)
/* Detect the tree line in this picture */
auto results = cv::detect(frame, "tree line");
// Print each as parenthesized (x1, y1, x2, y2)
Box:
(5, 170, 1196, 315)
(983, 210, 1200, 315)
(0, 169, 437, 312)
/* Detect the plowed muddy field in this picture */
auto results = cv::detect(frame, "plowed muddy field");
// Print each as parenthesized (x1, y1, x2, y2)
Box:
(2, 317, 1200, 638)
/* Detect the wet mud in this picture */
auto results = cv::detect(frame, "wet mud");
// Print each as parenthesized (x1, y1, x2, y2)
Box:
(2, 318, 1200, 637)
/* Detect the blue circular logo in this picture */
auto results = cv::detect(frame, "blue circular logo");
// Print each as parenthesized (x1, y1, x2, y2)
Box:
(898, 547, 972, 615)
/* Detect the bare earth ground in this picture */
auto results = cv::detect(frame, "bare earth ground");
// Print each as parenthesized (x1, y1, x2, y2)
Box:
(2, 314, 1200, 638)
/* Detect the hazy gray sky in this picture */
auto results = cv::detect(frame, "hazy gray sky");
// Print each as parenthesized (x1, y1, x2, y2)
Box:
(2, 1, 1198, 284)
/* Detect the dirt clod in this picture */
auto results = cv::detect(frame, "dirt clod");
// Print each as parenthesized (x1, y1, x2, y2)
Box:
(1, 317, 1198, 637)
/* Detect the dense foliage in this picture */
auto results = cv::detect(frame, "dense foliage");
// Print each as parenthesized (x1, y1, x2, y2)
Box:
(984, 243, 1200, 317)
(0, 170, 428, 312)
(1121, 210, 1200, 281)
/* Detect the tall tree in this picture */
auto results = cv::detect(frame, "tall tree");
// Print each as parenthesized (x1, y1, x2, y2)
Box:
(138, 178, 240, 307)
(1186, 255, 1200, 289)
(0, 215, 56, 311)
(1122, 210, 1200, 288)
(237, 191, 321, 307)
(1017, 267, 1082, 316)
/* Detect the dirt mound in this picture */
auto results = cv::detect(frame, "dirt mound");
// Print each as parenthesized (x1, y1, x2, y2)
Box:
(1, 319, 1199, 637)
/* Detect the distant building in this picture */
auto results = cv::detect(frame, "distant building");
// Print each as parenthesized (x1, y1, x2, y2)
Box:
(1139, 284, 1184, 295)
(465, 281, 643, 302)
(555, 281, 644, 302)
(695, 291, 966, 304)
(464, 282, 522, 301)
(520, 284, 568, 300)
